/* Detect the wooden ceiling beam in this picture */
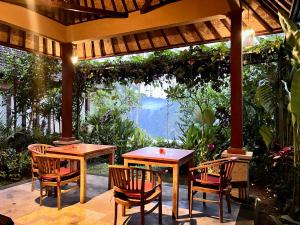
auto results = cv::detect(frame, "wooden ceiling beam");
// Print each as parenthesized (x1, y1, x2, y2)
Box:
(121, 0, 128, 12)
(141, 0, 153, 14)
(257, 0, 280, 19)
(146, 32, 155, 49)
(160, 29, 171, 46)
(220, 18, 231, 32)
(132, 0, 139, 10)
(141, 0, 179, 14)
(2, 0, 128, 18)
(111, 38, 116, 54)
(91, 41, 96, 58)
(133, 34, 142, 50)
(122, 36, 130, 52)
(175, 27, 188, 44)
(242, 0, 273, 32)
(190, 24, 204, 41)
(99, 40, 106, 56)
(273, 0, 290, 12)
(204, 21, 222, 39)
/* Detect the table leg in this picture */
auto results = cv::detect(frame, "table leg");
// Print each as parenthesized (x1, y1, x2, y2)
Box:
(124, 158, 129, 167)
(145, 164, 152, 181)
(172, 164, 179, 219)
(80, 158, 87, 204)
(188, 159, 193, 202)
(108, 152, 115, 190)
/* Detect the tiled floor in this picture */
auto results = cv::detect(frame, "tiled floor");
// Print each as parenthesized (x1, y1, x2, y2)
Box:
(1, 175, 241, 225)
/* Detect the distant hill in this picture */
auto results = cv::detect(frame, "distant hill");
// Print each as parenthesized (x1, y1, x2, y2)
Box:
(129, 96, 181, 139)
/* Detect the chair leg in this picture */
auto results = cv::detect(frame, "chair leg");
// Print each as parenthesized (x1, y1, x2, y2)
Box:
(226, 194, 231, 213)
(57, 185, 61, 210)
(189, 189, 193, 217)
(141, 204, 145, 225)
(219, 194, 223, 223)
(31, 174, 34, 191)
(114, 202, 118, 225)
(39, 182, 43, 206)
(203, 192, 206, 206)
(158, 194, 162, 225)
(122, 205, 126, 217)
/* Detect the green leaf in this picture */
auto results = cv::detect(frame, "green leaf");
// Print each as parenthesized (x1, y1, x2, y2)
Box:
(202, 108, 215, 125)
(291, 69, 300, 117)
(256, 81, 277, 114)
(259, 125, 273, 149)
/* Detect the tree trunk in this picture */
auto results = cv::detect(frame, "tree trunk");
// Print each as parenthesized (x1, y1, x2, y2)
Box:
(21, 107, 26, 129)
(13, 79, 17, 130)
(6, 94, 11, 126)
(47, 113, 51, 134)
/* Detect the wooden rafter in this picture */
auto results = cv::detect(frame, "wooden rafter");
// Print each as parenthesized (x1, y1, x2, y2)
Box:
(191, 24, 204, 41)
(146, 32, 155, 49)
(257, 0, 280, 19)
(122, 36, 130, 52)
(1, 0, 128, 18)
(220, 18, 231, 32)
(141, 0, 179, 14)
(176, 27, 188, 44)
(133, 34, 142, 50)
(242, 0, 273, 32)
(160, 29, 170, 46)
(204, 21, 222, 39)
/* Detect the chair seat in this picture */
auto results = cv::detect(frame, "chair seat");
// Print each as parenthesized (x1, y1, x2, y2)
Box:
(194, 173, 220, 185)
(41, 168, 80, 181)
(126, 180, 154, 198)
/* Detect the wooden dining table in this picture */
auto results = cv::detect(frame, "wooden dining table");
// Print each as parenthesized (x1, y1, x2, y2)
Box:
(122, 147, 194, 219)
(45, 143, 116, 203)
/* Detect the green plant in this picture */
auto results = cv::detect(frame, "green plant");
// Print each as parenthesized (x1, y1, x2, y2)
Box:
(278, 9, 300, 217)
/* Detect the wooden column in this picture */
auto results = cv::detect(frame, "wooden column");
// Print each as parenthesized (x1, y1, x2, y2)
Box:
(230, 10, 243, 151)
(60, 43, 75, 141)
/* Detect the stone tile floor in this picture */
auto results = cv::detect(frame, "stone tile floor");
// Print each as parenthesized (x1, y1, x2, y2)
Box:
(1, 175, 243, 225)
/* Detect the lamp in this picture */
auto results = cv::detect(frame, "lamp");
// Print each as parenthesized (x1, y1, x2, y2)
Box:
(242, 27, 256, 47)
(242, 6, 256, 47)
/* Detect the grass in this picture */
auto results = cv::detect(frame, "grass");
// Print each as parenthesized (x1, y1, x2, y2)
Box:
(87, 161, 189, 185)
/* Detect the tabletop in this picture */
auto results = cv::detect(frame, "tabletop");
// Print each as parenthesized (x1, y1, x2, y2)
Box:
(46, 144, 116, 156)
(122, 147, 194, 163)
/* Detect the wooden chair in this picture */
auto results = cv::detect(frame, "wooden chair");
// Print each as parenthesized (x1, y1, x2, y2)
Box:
(35, 155, 80, 210)
(109, 165, 162, 225)
(189, 157, 237, 222)
(28, 144, 54, 191)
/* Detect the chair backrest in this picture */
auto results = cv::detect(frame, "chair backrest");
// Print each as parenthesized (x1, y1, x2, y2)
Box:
(219, 157, 237, 185)
(35, 155, 61, 176)
(28, 144, 54, 169)
(196, 157, 237, 189)
(28, 144, 53, 155)
(110, 166, 146, 193)
(109, 165, 160, 198)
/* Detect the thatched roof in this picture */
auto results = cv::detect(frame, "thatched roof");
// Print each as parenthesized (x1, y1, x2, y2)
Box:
(0, 0, 299, 60)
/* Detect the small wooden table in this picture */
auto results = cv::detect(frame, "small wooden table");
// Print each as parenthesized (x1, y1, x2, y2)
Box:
(122, 147, 194, 219)
(45, 143, 116, 203)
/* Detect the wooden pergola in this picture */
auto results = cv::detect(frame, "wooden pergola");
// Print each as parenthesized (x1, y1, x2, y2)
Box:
(0, 0, 299, 149)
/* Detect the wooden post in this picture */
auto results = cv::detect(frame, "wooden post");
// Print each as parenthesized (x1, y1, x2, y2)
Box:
(60, 43, 75, 142)
(229, 10, 244, 153)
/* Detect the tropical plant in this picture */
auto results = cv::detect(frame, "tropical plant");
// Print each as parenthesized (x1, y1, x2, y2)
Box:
(278, 9, 300, 217)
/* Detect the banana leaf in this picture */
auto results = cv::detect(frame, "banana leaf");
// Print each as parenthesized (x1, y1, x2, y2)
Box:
(291, 69, 300, 119)
(259, 125, 273, 150)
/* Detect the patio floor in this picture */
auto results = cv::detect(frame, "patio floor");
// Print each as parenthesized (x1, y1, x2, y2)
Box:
(1, 175, 247, 225)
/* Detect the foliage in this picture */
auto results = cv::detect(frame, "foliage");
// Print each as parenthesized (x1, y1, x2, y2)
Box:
(0, 49, 61, 132)
(278, 10, 300, 217)
(166, 82, 230, 164)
